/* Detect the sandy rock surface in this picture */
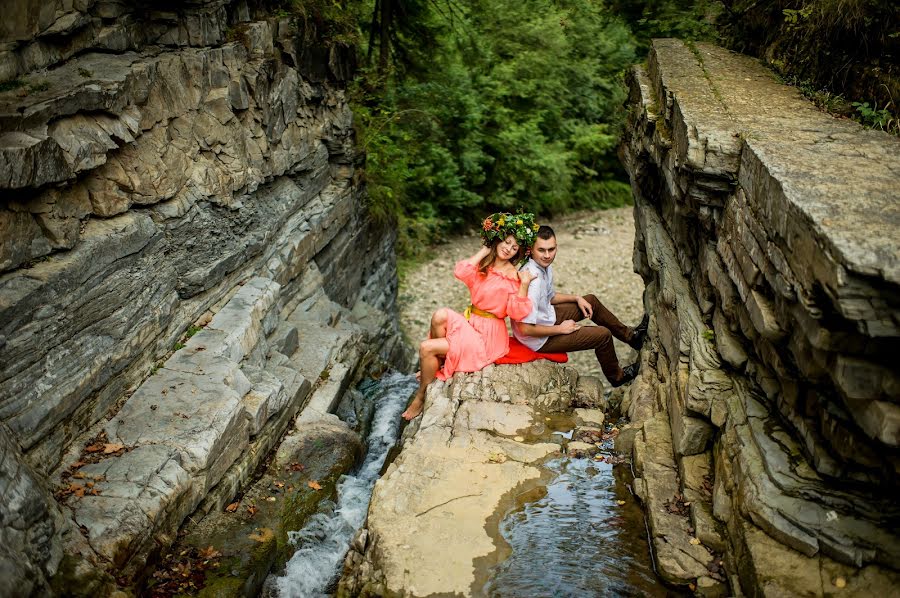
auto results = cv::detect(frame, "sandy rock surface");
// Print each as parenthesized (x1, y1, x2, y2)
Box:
(398, 207, 646, 380)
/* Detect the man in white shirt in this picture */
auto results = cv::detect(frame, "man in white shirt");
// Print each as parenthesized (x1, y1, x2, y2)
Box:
(512, 225, 647, 386)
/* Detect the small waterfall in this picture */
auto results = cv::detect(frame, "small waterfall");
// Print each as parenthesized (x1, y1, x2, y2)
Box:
(267, 372, 417, 597)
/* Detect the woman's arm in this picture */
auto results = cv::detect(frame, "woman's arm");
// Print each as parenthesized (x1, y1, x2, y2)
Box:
(464, 245, 491, 266)
(506, 270, 536, 321)
(455, 245, 492, 285)
(517, 269, 536, 297)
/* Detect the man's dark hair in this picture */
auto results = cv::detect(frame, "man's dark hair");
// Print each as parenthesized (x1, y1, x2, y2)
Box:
(537, 225, 555, 240)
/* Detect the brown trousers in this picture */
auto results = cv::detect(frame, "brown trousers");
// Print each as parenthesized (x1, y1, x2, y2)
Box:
(538, 294, 632, 383)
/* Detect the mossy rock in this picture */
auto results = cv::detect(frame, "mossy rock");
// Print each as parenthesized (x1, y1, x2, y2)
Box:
(156, 421, 363, 597)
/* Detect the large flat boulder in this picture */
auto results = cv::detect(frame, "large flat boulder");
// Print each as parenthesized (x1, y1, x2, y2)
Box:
(339, 361, 579, 597)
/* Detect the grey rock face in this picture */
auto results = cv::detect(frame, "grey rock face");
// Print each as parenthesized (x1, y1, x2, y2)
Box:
(0, 1, 404, 591)
(621, 39, 900, 594)
(0, 423, 65, 597)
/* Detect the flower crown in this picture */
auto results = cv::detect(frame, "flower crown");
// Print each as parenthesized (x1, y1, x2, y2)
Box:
(481, 212, 539, 256)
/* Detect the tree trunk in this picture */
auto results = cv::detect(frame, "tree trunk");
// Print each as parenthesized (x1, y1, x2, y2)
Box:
(379, 0, 392, 73)
(368, 0, 380, 65)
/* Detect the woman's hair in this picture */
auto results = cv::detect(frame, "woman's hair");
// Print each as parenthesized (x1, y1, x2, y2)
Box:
(477, 236, 525, 275)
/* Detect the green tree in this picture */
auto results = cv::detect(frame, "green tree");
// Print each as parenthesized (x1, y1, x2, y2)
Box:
(354, 0, 637, 255)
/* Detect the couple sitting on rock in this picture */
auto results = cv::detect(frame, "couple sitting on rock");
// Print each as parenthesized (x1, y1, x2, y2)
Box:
(401, 212, 648, 420)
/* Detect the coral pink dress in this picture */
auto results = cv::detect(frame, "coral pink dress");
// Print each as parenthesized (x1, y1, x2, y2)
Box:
(436, 260, 533, 381)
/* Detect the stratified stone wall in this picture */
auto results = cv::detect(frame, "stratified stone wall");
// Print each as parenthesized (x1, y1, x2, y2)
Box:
(621, 39, 900, 596)
(0, 1, 403, 593)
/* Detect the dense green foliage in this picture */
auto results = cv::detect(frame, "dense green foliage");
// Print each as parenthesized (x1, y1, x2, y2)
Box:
(281, 0, 896, 257)
(348, 0, 642, 257)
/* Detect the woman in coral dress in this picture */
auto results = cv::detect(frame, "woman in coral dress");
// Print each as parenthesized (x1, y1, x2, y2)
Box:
(401, 213, 539, 420)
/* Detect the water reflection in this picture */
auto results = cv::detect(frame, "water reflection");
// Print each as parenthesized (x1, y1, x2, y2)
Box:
(486, 456, 677, 597)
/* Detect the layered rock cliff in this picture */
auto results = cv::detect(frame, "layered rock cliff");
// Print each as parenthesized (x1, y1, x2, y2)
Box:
(621, 39, 900, 595)
(0, 1, 403, 593)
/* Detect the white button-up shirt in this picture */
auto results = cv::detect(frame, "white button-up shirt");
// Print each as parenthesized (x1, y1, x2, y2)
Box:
(512, 259, 556, 351)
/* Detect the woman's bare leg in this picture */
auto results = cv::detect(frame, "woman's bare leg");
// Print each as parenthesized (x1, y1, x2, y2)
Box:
(415, 309, 450, 381)
(402, 337, 450, 420)
(430, 308, 449, 339)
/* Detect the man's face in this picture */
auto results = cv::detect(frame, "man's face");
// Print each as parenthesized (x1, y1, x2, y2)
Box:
(532, 236, 557, 268)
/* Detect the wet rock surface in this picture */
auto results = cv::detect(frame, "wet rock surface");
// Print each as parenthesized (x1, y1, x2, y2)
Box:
(338, 361, 589, 597)
(621, 38, 900, 594)
(167, 420, 363, 598)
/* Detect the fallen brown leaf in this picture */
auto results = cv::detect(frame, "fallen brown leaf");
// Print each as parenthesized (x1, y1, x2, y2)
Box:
(198, 546, 221, 560)
(103, 442, 125, 454)
(308, 480, 322, 491)
(246, 505, 259, 516)
(225, 501, 239, 513)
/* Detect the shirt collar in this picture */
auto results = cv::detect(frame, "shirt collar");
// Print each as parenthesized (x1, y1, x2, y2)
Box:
(528, 258, 550, 274)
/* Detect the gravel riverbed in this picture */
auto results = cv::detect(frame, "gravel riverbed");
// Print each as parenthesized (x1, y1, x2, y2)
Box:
(398, 206, 646, 382)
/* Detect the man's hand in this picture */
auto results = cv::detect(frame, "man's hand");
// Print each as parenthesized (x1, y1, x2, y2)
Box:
(518, 269, 536, 286)
(557, 320, 580, 335)
(576, 296, 593, 319)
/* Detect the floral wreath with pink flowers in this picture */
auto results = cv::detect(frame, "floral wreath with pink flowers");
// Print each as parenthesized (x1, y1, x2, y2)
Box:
(480, 212, 539, 264)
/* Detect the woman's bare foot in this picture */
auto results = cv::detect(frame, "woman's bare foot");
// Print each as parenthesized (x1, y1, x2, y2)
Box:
(401, 394, 425, 420)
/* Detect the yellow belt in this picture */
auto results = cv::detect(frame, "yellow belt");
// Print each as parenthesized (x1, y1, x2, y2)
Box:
(463, 305, 498, 320)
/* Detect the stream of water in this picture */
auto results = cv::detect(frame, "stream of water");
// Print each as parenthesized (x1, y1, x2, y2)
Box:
(266, 372, 672, 597)
(485, 455, 671, 597)
(267, 371, 418, 597)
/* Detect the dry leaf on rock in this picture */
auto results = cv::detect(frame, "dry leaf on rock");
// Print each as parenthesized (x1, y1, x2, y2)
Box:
(225, 501, 240, 513)
(198, 546, 221, 560)
(103, 442, 125, 454)
(308, 480, 322, 491)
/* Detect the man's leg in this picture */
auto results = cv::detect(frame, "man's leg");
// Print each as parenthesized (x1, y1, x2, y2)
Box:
(582, 294, 633, 343)
(539, 325, 624, 384)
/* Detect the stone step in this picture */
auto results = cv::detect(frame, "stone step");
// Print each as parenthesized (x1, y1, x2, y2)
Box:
(632, 412, 718, 587)
(64, 276, 316, 576)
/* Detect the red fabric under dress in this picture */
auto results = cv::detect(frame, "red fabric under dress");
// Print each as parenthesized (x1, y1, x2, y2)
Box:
(435, 261, 533, 381)
(495, 336, 568, 364)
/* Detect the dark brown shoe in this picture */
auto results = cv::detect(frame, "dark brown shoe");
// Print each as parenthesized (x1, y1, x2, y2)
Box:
(610, 361, 640, 387)
(627, 314, 649, 350)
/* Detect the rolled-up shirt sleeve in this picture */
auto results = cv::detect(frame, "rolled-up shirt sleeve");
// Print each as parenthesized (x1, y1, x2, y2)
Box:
(507, 294, 533, 322)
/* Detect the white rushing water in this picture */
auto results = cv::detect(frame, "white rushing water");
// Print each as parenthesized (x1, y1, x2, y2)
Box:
(268, 371, 417, 597)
